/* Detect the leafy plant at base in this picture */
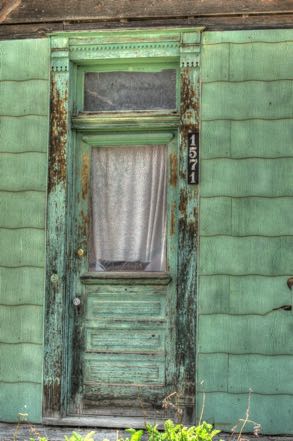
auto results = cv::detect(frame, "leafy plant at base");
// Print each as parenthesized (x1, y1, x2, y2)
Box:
(122, 420, 222, 441)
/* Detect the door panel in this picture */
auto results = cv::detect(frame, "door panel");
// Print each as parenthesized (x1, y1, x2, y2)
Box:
(69, 133, 178, 417)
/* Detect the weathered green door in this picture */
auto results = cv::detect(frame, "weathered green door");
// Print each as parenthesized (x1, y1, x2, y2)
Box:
(44, 30, 200, 424)
(68, 130, 179, 419)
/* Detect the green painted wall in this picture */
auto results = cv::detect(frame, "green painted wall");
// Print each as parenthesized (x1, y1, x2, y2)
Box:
(198, 29, 293, 434)
(0, 39, 50, 422)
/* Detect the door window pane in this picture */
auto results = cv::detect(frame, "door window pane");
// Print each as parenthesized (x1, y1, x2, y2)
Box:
(89, 145, 167, 271)
(84, 70, 176, 111)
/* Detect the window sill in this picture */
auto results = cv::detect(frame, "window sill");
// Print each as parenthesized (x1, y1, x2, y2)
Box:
(80, 271, 172, 285)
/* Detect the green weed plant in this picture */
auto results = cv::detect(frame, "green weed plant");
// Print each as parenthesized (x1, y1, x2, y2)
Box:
(28, 420, 221, 441)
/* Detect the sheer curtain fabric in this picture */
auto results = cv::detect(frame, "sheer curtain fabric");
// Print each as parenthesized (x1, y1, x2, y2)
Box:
(89, 145, 167, 271)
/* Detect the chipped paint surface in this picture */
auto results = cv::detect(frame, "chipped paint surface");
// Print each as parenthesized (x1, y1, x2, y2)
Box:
(176, 46, 200, 423)
(169, 152, 178, 187)
(48, 78, 68, 192)
(170, 201, 176, 236)
(81, 152, 90, 199)
(44, 60, 70, 418)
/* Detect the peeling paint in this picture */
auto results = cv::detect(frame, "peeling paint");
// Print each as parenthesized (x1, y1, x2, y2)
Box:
(169, 153, 177, 187)
(81, 152, 90, 199)
(48, 78, 68, 192)
(170, 201, 176, 235)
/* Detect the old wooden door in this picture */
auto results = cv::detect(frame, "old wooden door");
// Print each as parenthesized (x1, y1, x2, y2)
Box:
(44, 29, 200, 425)
(68, 130, 178, 420)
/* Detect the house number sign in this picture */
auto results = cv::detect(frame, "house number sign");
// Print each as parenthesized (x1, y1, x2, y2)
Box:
(188, 131, 199, 184)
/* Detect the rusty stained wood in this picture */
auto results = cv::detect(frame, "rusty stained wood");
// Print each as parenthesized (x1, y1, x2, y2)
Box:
(175, 36, 200, 423)
(1, 0, 293, 24)
(43, 43, 70, 418)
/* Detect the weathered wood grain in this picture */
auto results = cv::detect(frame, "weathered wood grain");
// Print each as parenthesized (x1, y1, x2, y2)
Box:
(198, 313, 293, 354)
(0, 116, 49, 153)
(2, 16, 293, 40)
(228, 354, 293, 394)
(84, 353, 165, 385)
(199, 275, 292, 315)
(0, 229, 45, 267)
(200, 236, 293, 276)
(0, 305, 43, 343)
(0, 267, 44, 305)
(85, 328, 165, 353)
(0, 343, 43, 382)
(202, 42, 293, 82)
(202, 29, 293, 44)
(201, 120, 293, 159)
(202, 81, 293, 120)
(200, 197, 293, 236)
(200, 158, 293, 197)
(0, 192, 46, 228)
(0, 153, 46, 191)
(1, 1, 293, 24)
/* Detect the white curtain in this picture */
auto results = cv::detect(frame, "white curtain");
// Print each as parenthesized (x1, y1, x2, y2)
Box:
(89, 145, 167, 271)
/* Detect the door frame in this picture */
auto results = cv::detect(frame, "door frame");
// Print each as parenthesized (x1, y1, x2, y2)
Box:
(43, 28, 201, 425)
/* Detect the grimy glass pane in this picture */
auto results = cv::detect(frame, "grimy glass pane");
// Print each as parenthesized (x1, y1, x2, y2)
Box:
(84, 70, 176, 111)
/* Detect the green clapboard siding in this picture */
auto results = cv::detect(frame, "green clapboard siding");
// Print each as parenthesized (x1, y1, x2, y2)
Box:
(198, 29, 293, 434)
(0, 153, 47, 191)
(202, 42, 293, 82)
(200, 197, 293, 236)
(200, 236, 293, 275)
(201, 120, 293, 159)
(202, 81, 293, 120)
(0, 229, 45, 268)
(198, 313, 293, 354)
(228, 355, 293, 394)
(0, 192, 46, 229)
(200, 158, 293, 197)
(198, 392, 293, 434)
(0, 383, 43, 423)
(0, 267, 44, 305)
(197, 354, 228, 392)
(0, 305, 43, 344)
(0, 38, 49, 423)
(0, 116, 49, 153)
(199, 275, 291, 315)
(0, 343, 43, 382)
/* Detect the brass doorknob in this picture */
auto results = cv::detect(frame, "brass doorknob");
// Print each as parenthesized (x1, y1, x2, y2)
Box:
(76, 248, 85, 257)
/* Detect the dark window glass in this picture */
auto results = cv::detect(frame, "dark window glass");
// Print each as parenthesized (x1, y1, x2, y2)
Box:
(84, 70, 176, 111)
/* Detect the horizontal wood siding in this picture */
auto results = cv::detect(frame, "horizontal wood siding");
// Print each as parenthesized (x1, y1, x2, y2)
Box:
(0, 39, 49, 423)
(2, 2, 293, 39)
(2, 1, 293, 24)
(198, 30, 293, 434)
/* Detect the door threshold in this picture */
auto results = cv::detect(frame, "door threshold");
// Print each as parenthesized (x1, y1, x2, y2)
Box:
(43, 416, 164, 429)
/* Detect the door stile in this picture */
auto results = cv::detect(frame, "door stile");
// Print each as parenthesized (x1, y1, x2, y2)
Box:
(44, 36, 71, 418)
(176, 33, 201, 423)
